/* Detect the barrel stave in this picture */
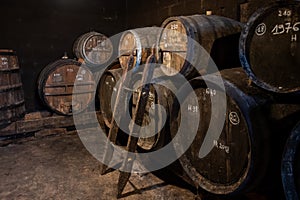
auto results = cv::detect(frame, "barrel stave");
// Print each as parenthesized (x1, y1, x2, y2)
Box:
(282, 122, 300, 200)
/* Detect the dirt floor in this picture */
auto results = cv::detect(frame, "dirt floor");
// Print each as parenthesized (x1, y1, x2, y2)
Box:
(0, 132, 197, 200)
(0, 129, 279, 200)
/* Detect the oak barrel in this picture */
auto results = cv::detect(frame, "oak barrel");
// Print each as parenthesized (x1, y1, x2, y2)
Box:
(98, 64, 123, 128)
(0, 50, 26, 127)
(38, 58, 95, 115)
(239, 1, 300, 94)
(119, 28, 160, 70)
(73, 31, 113, 67)
(159, 15, 243, 78)
(130, 73, 166, 151)
(170, 68, 271, 195)
(97, 67, 168, 151)
(282, 121, 300, 200)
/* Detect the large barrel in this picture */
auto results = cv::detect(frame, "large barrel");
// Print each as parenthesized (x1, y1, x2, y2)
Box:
(73, 31, 113, 67)
(170, 68, 271, 195)
(281, 121, 300, 200)
(118, 28, 160, 70)
(37, 59, 95, 115)
(239, 1, 300, 94)
(130, 74, 166, 151)
(0, 50, 26, 127)
(97, 67, 169, 151)
(98, 65, 123, 128)
(158, 15, 243, 78)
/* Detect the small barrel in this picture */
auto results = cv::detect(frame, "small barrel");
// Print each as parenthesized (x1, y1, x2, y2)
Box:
(159, 15, 243, 78)
(239, 1, 300, 94)
(118, 28, 160, 70)
(170, 68, 271, 195)
(281, 121, 300, 200)
(73, 31, 113, 67)
(0, 50, 26, 127)
(37, 59, 95, 115)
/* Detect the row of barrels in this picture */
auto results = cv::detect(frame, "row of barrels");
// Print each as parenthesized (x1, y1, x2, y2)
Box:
(101, 67, 300, 197)
(96, 1, 300, 199)
(0, 33, 111, 122)
(169, 68, 300, 197)
(36, 28, 115, 115)
(32, 1, 300, 198)
(0, 6, 297, 199)
(0, 0, 294, 198)
(2, 2, 299, 117)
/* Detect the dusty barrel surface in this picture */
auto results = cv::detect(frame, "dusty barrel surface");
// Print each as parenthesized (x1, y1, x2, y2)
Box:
(159, 15, 243, 78)
(37, 59, 95, 116)
(0, 50, 26, 127)
(118, 28, 160, 70)
(73, 31, 113, 67)
(281, 122, 300, 200)
(170, 68, 271, 195)
(239, 1, 300, 94)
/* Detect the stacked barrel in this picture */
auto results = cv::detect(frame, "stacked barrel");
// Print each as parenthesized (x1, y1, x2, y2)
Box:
(159, 15, 242, 78)
(159, 1, 300, 198)
(95, 1, 300, 199)
(37, 31, 115, 116)
(97, 28, 170, 150)
(238, 2, 300, 198)
(40, 1, 298, 198)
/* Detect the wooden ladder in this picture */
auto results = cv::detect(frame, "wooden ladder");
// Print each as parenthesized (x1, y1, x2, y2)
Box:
(99, 51, 157, 198)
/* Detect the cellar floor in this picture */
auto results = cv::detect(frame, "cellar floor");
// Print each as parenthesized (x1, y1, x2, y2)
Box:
(0, 132, 196, 200)
(0, 131, 272, 200)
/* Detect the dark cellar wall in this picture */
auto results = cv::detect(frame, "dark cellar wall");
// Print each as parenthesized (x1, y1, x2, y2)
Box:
(1, 0, 276, 113)
(126, 0, 275, 28)
(0, 0, 127, 112)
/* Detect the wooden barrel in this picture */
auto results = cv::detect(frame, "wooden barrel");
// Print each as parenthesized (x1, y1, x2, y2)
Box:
(98, 65, 123, 128)
(131, 73, 166, 151)
(158, 15, 243, 78)
(0, 50, 26, 127)
(118, 29, 160, 70)
(170, 68, 271, 195)
(281, 121, 300, 200)
(73, 31, 113, 67)
(97, 67, 169, 151)
(37, 58, 95, 115)
(239, 1, 300, 94)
